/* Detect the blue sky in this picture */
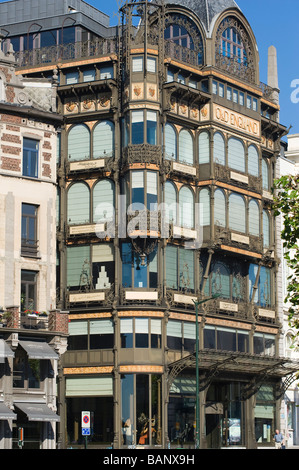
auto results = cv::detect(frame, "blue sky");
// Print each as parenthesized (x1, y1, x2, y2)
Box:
(1, 0, 298, 137)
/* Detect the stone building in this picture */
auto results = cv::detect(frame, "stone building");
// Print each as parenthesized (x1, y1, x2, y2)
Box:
(0, 36, 68, 449)
(1, 0, 298, 449)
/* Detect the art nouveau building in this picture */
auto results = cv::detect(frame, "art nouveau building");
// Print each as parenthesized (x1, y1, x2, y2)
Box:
(2, 0, 298, 449)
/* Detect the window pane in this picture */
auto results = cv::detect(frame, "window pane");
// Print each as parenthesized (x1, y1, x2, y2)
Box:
(67, 183, 90, 225)
(179, 130, 193, 165)
(68, 125, 90, 161)
(132, 171, 144, 205)
(229, 194, 245, 232)
(248, 145, 259, 176)
(132, 57, 143, 72)
(100, 66, 113, 79)
(214, 189, 226, 227)
(263, 211, 270, 248)
(204, 327, 216, 349)
(179, 248, 194, 291)
(213, 132, 225, 165)
(249, 200, 260, 236)
(93, 121, 114, 158)
(147, 111, 157, 145)
(217, 328, 236, 351)
(166, 246, 178, 290)
(228, 138, 245, 173)
(23, 138, 39, 178)
(165, 124, 176, 160)
(198, 131, 210, 164)
(199, 189, 210, 226)
(179, 186, 194, 228)
(132, 111, 144, 144)
(211, 261, 230, 298)
(67, 246, 90, 288)
(164, 181, 177, 224)
(93, 179, 115, 222)
(122, 243, 132, 288)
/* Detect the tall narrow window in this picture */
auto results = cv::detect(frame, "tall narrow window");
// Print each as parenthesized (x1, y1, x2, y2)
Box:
(179, 186, 194, 228)
(68, 124, 90, 161)
(164, 181, 177, 224)
(67, 245, 91, 289)
(229, 193, 246, 233)
(199, 188, 210, 226)
(21, 204, 38, 256)
(21, 270, 37, 311)
(93, 121, 114, 158)
(67, 182, 90, 225)
(249, 200, 260, 236)
(214, 132, 225, 165)
(198, 131, 210, 164)
(164, 123, 177, 160)
(131, 110, 157, 145)
(263, 211, 270, 248)
(248, 145, 259, 176)
(262, 159, 269, 190)
(179, 130, 193, 165)
(93, 179, 115, 223)
(23, 138, 39, 178)
(214, 189, 226, 227)
(228, 137, 245, 173)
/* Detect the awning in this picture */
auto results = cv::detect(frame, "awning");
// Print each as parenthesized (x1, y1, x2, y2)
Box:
(19, 340, 58, 360)
(0, 338, 14, 359)
(0, 402, 17, 420)
(15, 403, 60, 422)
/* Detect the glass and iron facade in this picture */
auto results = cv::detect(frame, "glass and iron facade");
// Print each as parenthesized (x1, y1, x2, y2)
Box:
(5, 0, 298, 449)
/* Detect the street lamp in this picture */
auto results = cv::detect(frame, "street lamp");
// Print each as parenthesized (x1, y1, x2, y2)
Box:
(193, 295, 219, 449)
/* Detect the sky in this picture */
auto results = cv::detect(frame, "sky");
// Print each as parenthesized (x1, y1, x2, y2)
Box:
(1, 0, 298, 138)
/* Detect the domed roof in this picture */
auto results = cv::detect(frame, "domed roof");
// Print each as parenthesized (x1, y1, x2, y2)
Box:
(166, 0, 241, 32)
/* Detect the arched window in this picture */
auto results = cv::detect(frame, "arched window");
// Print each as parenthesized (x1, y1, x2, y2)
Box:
(164, 181, 177, 224)
(198, 131, 210, 164)
(165, 123, 177, 160)
(263, 210, 270, 248)
(68, 124, 90, 161)
(179, 186, 194, 228)
(67, 182, 90, 225)
(221, 25, 248, 66)
(248, 145, 259, 176)
(93, 179, 115, 223)
(165, 23, 195, 49)
(214, 132, 225, 165)
(93, 121, 114, 158)
(262, 159, 269, 190)
(229, 193, 245, 232)
(214, 189, 226, 227)
(249, 200, 260, 236)
(228, 137, 245, 173)
(179, 129, 193, 165)
(199, 188, 210, 226)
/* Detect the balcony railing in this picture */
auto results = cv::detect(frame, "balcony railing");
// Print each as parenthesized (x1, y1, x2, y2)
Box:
(15, 38, 118, 69)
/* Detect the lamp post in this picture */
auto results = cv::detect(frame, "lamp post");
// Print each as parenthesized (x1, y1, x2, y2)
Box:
(193, 295, 219, 449)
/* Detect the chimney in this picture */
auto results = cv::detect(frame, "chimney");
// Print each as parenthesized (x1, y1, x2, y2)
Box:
(267, 45, 280, 110)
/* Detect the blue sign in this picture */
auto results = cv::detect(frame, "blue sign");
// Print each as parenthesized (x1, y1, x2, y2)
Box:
(82, 428, 91, 436)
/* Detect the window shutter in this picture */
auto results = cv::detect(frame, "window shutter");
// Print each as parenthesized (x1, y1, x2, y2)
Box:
(69, 321, 88, 336)
(90, 319, 114, 334)
(92, 244, 114, 262)
(167, 321, 182, 338)
(165, 181, 177, 224)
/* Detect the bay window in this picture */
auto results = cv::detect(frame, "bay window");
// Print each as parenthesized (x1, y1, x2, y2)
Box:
(131, 110, 157, 145)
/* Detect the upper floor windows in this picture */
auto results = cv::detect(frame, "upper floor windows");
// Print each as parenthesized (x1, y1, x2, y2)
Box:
(131, 110, 157, 145)
(21, 203, 38, 257)
(23, 138, 39, 178)
(67, 178, 115, 226)
(68, 121, 115, 162)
